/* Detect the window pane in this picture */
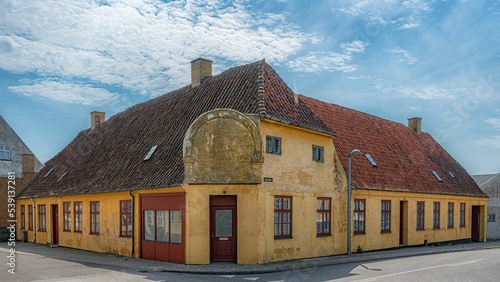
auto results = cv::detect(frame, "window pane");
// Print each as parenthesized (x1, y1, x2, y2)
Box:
(275, 198, 282, 209)
(170, 210, 182, 243)
(283, 212, 291, 224)
(144, 210, 155, 241)
(317, 213, 323, 233)
(156, 210, 169, 242)
(215, 210, 233, 238)
(283, 198, 290, 209)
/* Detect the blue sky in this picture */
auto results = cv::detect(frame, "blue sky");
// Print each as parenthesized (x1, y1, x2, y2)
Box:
(1, 0, 498, 175)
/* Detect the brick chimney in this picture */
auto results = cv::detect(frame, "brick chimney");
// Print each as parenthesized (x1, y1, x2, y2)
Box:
(191, 58, 212, 87)
(90, 111, 105, 129)
(408, 117, 422, 134)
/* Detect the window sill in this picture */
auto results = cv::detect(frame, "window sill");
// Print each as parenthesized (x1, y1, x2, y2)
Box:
(120, 235, 132, 238)
(74, 231, 82, 233)
(417, 228, 425, 231)
(354, 232, 365, 235)
(381, 230, 391, 234)
(316, 233, 332, 237)
(447, 226, 454, 229)
(63, 230, 71, 232)
(433, 227, 440, 230)
(38, 230, 46, 232)
(274, 235, 293, 240)
(460, 226, 466, 228)
(90, 233, 100, 236)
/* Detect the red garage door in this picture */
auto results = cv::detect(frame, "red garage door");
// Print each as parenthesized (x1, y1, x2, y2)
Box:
(140, 193, 185, 263)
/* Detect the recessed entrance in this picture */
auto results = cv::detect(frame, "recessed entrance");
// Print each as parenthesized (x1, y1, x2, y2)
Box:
(51, 205, 59, 245)
(210, 195, 237, 262)
(471, 206, 480, 242)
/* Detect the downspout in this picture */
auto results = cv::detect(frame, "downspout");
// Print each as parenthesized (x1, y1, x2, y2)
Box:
(129, 188, 135, 258)
(31, 198, 36, 244)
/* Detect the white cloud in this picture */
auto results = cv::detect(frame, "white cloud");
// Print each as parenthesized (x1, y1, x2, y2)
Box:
(474, 136, 500, 149)
(8, 80, 118, 106)
(395, 85, 464, 100)
(335, 0, 431, 29)
(486, 118, 500, 129)
(0, 0, 313, 103)
(387, 47, 418, 64)
(290, 41, 367, 73)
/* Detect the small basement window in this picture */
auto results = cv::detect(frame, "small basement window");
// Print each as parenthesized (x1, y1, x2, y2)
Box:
(488, 213, 496, 222)
(266, 136, 281, 155)
(432, 171, 443, 182)
(312, 145, 324, 162)
(144, 145, 158, 161)
(365, 153, 377, 167)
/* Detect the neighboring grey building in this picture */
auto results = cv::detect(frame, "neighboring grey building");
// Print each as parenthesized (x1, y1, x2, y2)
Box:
(0, 115, 43, 239)
(473, 173, 500, 240)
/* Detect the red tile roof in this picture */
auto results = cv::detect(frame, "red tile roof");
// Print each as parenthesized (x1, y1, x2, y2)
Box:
(302, 96, 487, 197)
(19, 60, 333, 198)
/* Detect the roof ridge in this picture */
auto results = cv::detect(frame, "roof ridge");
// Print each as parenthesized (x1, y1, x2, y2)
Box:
(256, 59, 267, 118)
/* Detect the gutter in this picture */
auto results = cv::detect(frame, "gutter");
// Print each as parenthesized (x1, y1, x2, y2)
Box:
(129, 188, 135, 258)
(31, 198, 36, 244)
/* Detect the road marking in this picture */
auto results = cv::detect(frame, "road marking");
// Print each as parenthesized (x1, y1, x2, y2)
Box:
(220, 275, 235, 278)
(243, 278, 259, 281)
(351, 259, 483, 282)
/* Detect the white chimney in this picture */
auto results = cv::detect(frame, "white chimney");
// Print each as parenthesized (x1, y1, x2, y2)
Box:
(408, 117, 422, 134)
(191, 58, 212, 87)
(91, 111, 105, 129)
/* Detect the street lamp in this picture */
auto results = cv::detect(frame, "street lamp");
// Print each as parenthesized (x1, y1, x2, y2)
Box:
(347, 149, 361, 255)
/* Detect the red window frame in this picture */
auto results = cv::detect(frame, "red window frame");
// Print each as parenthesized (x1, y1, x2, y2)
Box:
(28, 204, 33, 230)
(21, 205, 25, 229)
(460, 203, 466, 227)
(417, 201, 425, 230)
(274, 196, 292, 238)
(63, 202, 71, 231)
(381, 200, 391, 233)
(38, 205, 46, 231)
(354, 199, 365, 234)
(317, 197, 331, 236)
(447, 202, 454, 228)
(120, 200, 132, 237)
(433, 202, 440, 229)
(74, 201, 82, 232)
(90, 201, 100, 235)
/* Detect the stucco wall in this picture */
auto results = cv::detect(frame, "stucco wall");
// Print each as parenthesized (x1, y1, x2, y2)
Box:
(16, 192, 135, 256)
(487, 198, 500, 239)
(351, 189, 488, 253)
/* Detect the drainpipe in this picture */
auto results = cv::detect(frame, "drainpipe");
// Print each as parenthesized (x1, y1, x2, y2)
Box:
(129, 188, 135, 258)
(31, 198, 36, 244)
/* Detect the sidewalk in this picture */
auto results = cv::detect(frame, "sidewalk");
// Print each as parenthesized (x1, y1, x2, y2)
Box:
(2, 240, 500, 275)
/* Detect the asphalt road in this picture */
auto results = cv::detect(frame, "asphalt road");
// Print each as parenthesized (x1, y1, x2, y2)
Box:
(1, 247, 499, 281)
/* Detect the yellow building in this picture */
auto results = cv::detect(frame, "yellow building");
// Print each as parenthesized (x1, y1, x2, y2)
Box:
(16, 59, 487, 264)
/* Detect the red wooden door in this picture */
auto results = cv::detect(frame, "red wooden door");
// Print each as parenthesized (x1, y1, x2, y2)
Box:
(52, 205, 59, 245)
(210, 196, 237, 262)
(140, 194, 185, 263)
